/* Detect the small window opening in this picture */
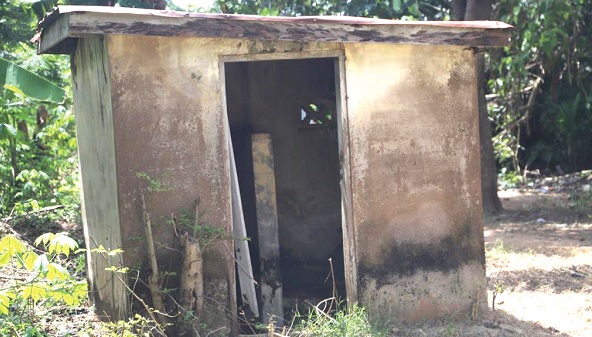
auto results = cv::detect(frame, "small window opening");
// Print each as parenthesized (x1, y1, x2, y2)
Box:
(300, 102, 335, 127)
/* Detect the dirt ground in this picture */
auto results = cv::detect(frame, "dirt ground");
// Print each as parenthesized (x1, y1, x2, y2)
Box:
(1, 172, 591, 336)
(481, 173, 592, 337)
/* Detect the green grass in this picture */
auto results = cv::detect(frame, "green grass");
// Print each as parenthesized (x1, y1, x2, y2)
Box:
(291, 299, 390, 337)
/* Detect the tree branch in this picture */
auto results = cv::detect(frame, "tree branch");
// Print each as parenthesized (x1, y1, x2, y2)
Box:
(141, 192, 169, 327)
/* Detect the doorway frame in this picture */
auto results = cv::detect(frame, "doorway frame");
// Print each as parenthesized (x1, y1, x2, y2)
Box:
(218, 49, 358, 312)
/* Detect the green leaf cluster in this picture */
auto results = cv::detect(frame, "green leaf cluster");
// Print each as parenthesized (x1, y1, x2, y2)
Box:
(1, 57, 66, 104)
(0, 232, 87, 318)
(136, 172, 174, 193)
(92, 245, 129, 273)
(294, 301, 390, 337)
(103, 313, 163, 337)
(170, 210, 232, 249)
(212, 0, 450, 20)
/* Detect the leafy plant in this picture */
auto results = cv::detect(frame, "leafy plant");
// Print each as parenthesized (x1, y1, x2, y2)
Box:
(89, 243, 169, 336)
(1, 57, 66, 104)
(0, 232, 87, 335)
(293, 299, 389, 337)
(135, 172, 243, 335)
(214, 0, 450, 20)
(498, 167, 523, 189)
(491, 281, 505, 311)
(1, 46, 77, 216)
(136, 172, 173, 193)
(103, 313, 163, 337)
(169, 209, 232, 249)
(569, 186, 592, 217)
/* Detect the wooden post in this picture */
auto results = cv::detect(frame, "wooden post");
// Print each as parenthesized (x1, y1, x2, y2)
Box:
(252, 133, 284, 326)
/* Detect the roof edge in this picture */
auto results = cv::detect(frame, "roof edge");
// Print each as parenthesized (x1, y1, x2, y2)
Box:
(37, 5, 512, 54)
(41, 5, 512, 29)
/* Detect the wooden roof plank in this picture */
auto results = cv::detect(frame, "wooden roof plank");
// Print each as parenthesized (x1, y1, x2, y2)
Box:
(66, 12, 510, 46)
(42, 6, 511, 29)
(38, 14, 70, 54)
(37, 5, 512, 54)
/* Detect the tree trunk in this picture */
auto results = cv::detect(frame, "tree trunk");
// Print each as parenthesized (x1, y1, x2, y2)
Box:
(177, 232, 203, 337)
(451, 0, 466, 20)
(137, 0, 166, 9)
(140, 193, 169, 327)
(453, 0, 503, 214)
(477, 54, 503, 214)
(463, 0, 490, 20)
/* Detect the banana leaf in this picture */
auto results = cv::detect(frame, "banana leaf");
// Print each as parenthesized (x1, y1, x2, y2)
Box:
(0, 57, 66, 104)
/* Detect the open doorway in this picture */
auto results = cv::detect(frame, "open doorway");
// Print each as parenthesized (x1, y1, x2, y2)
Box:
(224, 56, 346, 323)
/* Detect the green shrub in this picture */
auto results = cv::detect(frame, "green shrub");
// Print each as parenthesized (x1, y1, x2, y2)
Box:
(0, 232, 87, 335)
(293, 300, 389, 337)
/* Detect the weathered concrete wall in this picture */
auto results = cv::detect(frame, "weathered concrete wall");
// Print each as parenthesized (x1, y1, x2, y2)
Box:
(76, 31, 486, 329)
(71, 37, 128, 320)
(344, 43, 486, 321)
(105, 34, 340, 332)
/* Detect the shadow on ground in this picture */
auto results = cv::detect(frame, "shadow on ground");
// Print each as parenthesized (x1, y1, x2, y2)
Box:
(491, 265, 592, 293)
(396, 308, 569, 336)
(483, 176, 592, 337)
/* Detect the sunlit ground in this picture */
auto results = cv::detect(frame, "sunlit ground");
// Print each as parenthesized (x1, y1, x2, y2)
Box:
(485, 182, 592, 337)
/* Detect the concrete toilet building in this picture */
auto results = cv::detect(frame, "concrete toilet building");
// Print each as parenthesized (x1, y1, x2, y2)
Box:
(36, 6, 511, 335)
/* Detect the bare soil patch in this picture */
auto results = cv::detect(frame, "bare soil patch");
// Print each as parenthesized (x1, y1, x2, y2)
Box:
(483, 172, 592, 337)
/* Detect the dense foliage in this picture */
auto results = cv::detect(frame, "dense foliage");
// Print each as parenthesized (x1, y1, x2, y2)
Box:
(488, 0, 592, 180)
(216, 0, 451, 19)
(0, 1, 78, 216)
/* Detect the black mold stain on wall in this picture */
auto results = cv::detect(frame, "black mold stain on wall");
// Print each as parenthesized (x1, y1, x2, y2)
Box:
(359, 221, 485, 289)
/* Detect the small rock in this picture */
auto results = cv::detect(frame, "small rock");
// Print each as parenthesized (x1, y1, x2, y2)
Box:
(547, 326, 560, 333)
(483, 322, 501, 329)
(500, 324, 524, 335)
(463, 325, 491, 336)
(536, 218, 546, 223)
(556, 165, 565, 175)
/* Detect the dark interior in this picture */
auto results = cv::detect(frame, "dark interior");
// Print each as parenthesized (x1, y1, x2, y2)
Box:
(224, 58, 346, 318)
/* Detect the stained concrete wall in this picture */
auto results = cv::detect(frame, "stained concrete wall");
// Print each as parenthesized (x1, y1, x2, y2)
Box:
(71, 37, 128, 320)
(103, 35, 340, 332)
(75, 32, 486, 331)
(344, 43, 486, 321)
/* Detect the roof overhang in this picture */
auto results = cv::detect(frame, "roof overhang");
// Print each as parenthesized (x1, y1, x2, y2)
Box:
(36, 5, 512, 55)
